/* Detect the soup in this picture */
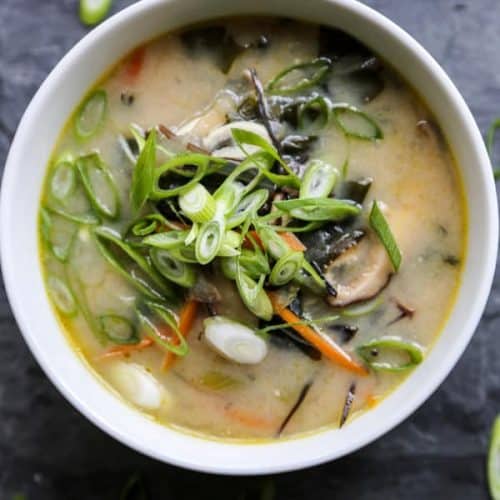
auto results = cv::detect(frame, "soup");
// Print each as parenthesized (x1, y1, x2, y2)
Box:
(39, 18, 465, 440)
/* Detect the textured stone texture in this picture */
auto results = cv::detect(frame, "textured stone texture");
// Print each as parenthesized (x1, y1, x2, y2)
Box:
(0, 0, 499, 498)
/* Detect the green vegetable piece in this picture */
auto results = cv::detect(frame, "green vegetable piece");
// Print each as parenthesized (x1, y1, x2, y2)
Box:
(49, 161, 77, 201)
(369, 201, 402, 271)
(138, 301, 189, 356)
(79, 0, 113, 26)
(200, 371, 240, 391)
(298, 95, 331, 131)
(94, 227, 174, 300)
(150, 248, 197, 288)
(130, 213, 167, 237)
(227, 189, 269, 229)
(488, 415, 500, 500)
(217, 230, 242, 257)
(269, 251, 304, 286)
(47, 206, 100, 225)
(235, 267, 273, 321)
(143, 230, 189, 250)
(300, 160, 338, 199)
(196, 221, 224, 265)
(100, 315, 137, 344)
(333, 105, 383, 140)
(256, 225, 289, 259)
(486, 118, 500, 179)
(267, 58, 332, 95)
(130, 128, 157, 213)
(179, 183, 215, 223)
(340, 296, 383, 318)
(274, 197, 361, 221)
(76, 153, 120, 219)
(75, 89, 107, 139)
(356, 336, 424, 372)
(168, 244, 199, 264)
(47, 275, 77, 316)
(41, 209, 77, 262)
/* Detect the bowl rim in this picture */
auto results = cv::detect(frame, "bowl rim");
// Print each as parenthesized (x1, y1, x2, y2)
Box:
(1, 0, 498, 475)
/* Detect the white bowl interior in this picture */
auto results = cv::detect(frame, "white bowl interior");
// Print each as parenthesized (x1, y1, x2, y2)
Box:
(1, 0, 497, 474)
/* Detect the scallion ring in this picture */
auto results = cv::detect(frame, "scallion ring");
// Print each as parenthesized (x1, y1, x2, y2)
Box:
(332, 104, 383, 140)
(300, 160, 338, 199)
(143, 230, 189, 250)
(49, 161, 77, 202)
(79, 0, 113, 26)
(178, 183, 215, 223)
(226, 189, 269, 229)
(269, 251, 304, 286)
(47, 275, 77, 316)
(235, 267, 273, 321)
(298, 95, 331, 131)
(274, 197, 361, 221)
(150, 248, 197, 288)
(74, 89, 107, 140)
(99, 315, 137, 344)
(195, 221, 224, 265)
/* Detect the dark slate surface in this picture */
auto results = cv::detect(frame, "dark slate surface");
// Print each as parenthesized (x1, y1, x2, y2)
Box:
(0, 0, 499, 498)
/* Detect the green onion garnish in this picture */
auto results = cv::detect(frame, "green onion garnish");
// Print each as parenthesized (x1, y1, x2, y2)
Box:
(356, 336, 423, 372)
(47, 275, 77, 316)
(298, 95, 331, 131)
(269, 251, 304, 286)
(130, 213, 167, 237)
(274, 198, 361, 221)
(235, 267, 273, 321)
(143, 229, 188, 250)
(138, 302, 189, 356)
(488, 415, 500, 500)
(99, 315, 137, 344)
(195, 221, 224, 264)
(178, 183, 215, 223)
(333, 105, 383, 140)
(267, 58, 332, 95)
(226, 189, 269, 229)
(41, 210, 77, 262)
(369, 201, 402, 271)
(49, 161, 77, 202)
(74, 89, 107, 140)
(130, 129, 156, 213)
(150, 248, 196, 288)
(217, 230, 242, 257)
(79, 0, 113, 26)
(76, 153, 120, 219)
(299, 160, 338, 199)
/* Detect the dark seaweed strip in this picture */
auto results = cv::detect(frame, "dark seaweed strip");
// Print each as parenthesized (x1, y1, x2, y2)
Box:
(328, 230, 365, 261)
(339, 382, 356, 427)
(249, 68, 282, 153)
(310, 260, 337, 297)
(387, 301, 415, 326)
(328, 324, 359, 343)
(277, 380, 313, 436)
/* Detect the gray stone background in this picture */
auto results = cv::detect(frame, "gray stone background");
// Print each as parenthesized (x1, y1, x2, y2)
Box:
(1, 0, 499, 498)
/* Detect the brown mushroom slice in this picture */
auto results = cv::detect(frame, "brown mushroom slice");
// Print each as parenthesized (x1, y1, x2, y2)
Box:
(324, 232, 392, 307)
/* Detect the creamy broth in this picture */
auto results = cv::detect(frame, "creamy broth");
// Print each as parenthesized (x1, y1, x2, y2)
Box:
(39, 18, 465, 440)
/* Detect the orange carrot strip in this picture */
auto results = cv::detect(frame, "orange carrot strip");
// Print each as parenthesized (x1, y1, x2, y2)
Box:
(268, 292, 367, 375)
(161, 300, 199, 371)
(225, 406, 277, 430)
(123, 47, 145, 83)
(279, 232, 306, 252)
(365, 394, 379, 409)
(97, 338, 153, 361)
(243, 230, 264, 250)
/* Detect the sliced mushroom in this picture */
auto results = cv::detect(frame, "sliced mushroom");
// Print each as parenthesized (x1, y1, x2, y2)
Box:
(203, 121, 272, 159)
(324, 231, 392, 307)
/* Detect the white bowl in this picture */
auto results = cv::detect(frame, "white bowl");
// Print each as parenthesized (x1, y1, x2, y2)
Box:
(1, 0, 497, 475)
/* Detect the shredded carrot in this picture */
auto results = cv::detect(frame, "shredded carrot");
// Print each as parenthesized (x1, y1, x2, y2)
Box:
(243, 230, 264, 250)
(123, 47, 145, 83)
(225, 406, 276, 430)
(268, 292, 368, 375)
(97, 338, 153, 361)
(161, 300, 199, 371)
(365, 394, 379, 409)
(279, 232, 306, 252)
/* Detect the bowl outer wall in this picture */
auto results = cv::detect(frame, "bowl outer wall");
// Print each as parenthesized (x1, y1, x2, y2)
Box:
(0, 0, 498, 474)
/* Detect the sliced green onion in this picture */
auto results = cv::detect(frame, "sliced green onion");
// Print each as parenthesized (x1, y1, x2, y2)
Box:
(152, 154, 223, 199)
(298, 95, 331, 131)
(143, 230, 188, 250)
(41, 210, 77, 262)
(130, 124, 146, 153)
(130, 128, 156, 213)
(274, 197, 361, 221)
(94, 227, 174, 300)
(184, 223, 199, 246)
(168, 244, 199, 264)
(356, 336, 424, 372)
(486, 119, 500, 179)
(333, 105, 383, 140)
(48, 206, 100, 225)
(196, 221, 224, 265)
(267, 58, 332, 95)
(300, 160, 338, 199)
(75, 90, 107, 140)
(218, 230, 242, 257)
(235, 267, 273, 321)
(226, 189, 269, 229)
(272, 221, 323, 233)
(138, 301, 189, 356)
(369, 201, 402, 271)
(130, 213, 167, 237)
(49, 161, 77, 201)
(178, 183, 215, 223)
(79, 0, 113, 26)
(99, 315, 137, 344)
(214, 180, 246, 214)
(340, 295, 383, 318)
(269, 251, 304, 286)
(488, 415, 500, 500)
(301, 260, 327, 290)
(256, 225, 289, 259)
(47, 275, 77, 316)
(76, 153, 120, 219)
(220, 257, 238, 280)
(150, 248, 196, 288)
